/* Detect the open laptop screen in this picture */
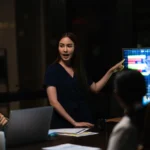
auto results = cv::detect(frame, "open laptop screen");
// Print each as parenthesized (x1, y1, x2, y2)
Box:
(6, 106, 53, 147)
(122, 48, 150, 106)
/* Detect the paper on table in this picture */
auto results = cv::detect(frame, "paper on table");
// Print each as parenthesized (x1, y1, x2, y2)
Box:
(42, 143, 101, 150)
(48, 128, 89, 135)
(58, 132, 98, 137)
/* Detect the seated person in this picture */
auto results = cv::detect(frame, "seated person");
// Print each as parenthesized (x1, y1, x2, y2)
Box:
(0, 113, 8, 130)
(107, 69, 146, 150)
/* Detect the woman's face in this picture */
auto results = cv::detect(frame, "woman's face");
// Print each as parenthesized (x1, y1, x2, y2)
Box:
(58, 37, 75, 63)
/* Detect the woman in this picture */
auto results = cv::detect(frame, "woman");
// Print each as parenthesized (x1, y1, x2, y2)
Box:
(44, 32, 124, 128)
(107, 69, 146, 150)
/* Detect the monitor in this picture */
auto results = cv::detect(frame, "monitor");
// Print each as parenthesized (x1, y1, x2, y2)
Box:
(122, 48, 150, 106)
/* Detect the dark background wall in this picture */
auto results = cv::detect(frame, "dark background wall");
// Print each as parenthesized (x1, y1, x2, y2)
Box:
(1, 0, 150, 120)
(15, 0, 46, 91)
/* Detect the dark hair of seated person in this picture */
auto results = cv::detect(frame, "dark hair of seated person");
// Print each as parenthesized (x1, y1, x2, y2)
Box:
(114, 69, 147, 147)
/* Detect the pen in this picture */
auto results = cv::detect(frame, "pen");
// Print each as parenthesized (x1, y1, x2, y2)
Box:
(76, 128, 88, 134)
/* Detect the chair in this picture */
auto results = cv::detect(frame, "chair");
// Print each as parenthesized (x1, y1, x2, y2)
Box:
(0, 131, 6, 150)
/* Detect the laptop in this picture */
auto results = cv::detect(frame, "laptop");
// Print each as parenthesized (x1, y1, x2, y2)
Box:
(5, 106, 53, 147)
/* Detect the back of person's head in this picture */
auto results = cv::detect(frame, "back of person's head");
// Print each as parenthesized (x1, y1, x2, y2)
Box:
(114, 69, 147, 107)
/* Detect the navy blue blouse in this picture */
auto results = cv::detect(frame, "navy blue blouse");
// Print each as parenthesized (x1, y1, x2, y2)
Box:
(44, 63, 93, 128)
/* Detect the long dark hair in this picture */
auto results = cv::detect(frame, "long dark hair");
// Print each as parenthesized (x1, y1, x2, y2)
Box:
(54, 32, 89, 91)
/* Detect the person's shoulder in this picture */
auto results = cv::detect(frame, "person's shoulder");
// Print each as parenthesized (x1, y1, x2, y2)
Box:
(107, 116, 137, 150)
(112, 116, 136, 134)
(47, 63, 58, 69)
(46, 63, 60, 73)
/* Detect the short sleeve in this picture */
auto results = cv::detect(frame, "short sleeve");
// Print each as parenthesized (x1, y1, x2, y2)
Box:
(44, 65, 58, 88)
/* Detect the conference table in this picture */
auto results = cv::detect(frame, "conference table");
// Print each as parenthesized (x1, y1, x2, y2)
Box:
(7, 128, 106, 150)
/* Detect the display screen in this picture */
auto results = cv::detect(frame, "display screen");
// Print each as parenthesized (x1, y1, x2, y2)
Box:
(123, 48, 150, 106)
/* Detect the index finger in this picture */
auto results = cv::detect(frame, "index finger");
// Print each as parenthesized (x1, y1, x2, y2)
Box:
(120, 59, 125, 63)
(118, 59, 125, 65)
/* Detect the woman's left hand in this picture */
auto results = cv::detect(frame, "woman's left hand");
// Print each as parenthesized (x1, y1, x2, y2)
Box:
(110, 59, 125, 73)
